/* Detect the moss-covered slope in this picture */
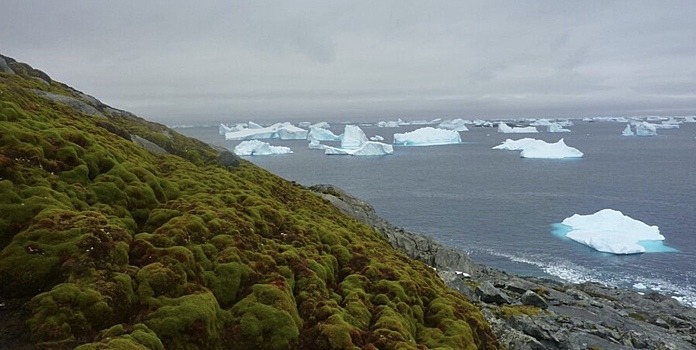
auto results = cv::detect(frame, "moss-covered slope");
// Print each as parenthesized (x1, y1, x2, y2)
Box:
(0, 55, 500, 349)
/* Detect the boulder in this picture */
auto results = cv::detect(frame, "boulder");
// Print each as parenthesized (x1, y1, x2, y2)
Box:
(476, 281, 512, 304)
(521, 290, 549, 309)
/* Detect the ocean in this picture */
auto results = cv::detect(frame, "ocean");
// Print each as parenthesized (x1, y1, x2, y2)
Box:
(176, 120, 696, 307)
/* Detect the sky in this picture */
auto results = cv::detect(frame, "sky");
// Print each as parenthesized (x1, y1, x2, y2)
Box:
(2, 1, 696, 124)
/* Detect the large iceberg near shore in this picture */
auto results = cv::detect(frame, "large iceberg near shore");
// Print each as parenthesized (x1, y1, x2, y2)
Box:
(519, 139, 583, 159)
(308, 126, 341, 141)
(233, 140, 293, 156)
(393, 127, 461, 146)
(559, 209, 669, 254)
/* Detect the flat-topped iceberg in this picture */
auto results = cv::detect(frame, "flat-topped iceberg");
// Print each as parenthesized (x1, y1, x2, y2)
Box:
(498, 123, 539, 133)
(393, 127, 461, 146)
(519, 139, 583, 159)
(233, 140, 293, 156)
(558, 209, 670, 254)
(225, 122, 308, 140)
(492, 138, 547, 151)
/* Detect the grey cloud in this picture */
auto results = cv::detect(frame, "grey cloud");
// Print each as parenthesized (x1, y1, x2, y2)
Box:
(2, 0, 695, 123)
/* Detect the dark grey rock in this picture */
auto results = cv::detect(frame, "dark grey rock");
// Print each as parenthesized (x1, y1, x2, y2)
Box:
(476, 281, 512, 304)
(218, 150, 241, 168)
(0, 56, 14, 74)
(521, 290, 549, 309)
(131, 134, 168, 155)
(31, 89, 104, 117)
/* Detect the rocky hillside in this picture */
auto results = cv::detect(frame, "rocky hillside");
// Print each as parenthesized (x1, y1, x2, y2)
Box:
(313, 185, 696, 349)
(0, 54, 501, 349)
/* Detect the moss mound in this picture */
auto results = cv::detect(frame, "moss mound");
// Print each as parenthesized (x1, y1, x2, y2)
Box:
(0, 55, 500, 349)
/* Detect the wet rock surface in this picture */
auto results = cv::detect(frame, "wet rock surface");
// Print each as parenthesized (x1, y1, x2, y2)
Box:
(315, 184, 696, 349)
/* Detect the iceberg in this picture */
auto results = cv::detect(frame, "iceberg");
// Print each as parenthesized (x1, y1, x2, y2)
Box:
(247, 121, 263, 129)
(492, 138, 546, 151)
(635, 122, 658, 136)
(559, 209, 668, 254)
(519, 139, 583, 159)
(377, 119, 403, 128)
(321, 125, 393, 156)
(370, 135, 384, 141)
(233, 140, 293, 156)
(684, 116, 696, 123)
(498, 123, 539, 134)
(308, 126, 341, 141)
(324, 142, 394, 156)
(473, 119, 494, 127)
(393, 127, 461, 146)
(340, 125, 369, 149)
(547, 123, 571, 133)
(529, 118, 555, 126)
(225, 122, 308, 140)
(438, 118, 470, 131)
(622, 124, 634, 136)
(311, 121, 331, 129)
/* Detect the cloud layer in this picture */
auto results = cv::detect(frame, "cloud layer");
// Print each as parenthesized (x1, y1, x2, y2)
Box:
(3, 1, 695, 123)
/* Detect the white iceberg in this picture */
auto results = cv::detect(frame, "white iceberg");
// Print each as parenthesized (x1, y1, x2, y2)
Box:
(560, 209, 665, 254)
(684, 116, 696, 123)
(492, 138, 546, 151)
(520, 139, 583, 159)
(311, 121, 331, 129)
(438, 118, 470, 131)
(622, 124, 634, 136)
(233, 140, 293, 156)
(377, 119, 403, 128)
(635, 122, 658, 136)
(529, 118, 555, 126)
(498, 123, 539, 134)
(247, 121, 263, 129)
(340, 125, 369, 149)
(370, 135, 385, 141)
(225, 122, 308, 140)
(308, 126, 341, 141)
(473, 119, 494, 127)
(547, 123, 571, 133)
(322, 125, 393, 156)
(393, 127, 461, 146)
(324, 142, 393, 156)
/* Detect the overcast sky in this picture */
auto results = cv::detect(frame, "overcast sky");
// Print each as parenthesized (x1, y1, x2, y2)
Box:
(3, 1, 696, 123)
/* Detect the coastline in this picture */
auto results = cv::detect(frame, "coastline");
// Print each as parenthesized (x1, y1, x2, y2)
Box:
(311, 184, 696, 349)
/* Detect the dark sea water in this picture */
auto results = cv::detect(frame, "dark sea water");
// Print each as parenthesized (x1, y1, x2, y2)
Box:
(176, 121, 696, 307)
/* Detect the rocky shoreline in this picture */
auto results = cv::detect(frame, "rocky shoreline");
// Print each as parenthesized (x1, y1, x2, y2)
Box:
(311, 184, 696, 350)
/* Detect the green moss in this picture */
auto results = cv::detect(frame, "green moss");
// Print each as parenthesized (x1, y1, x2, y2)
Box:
(0, 65, 501, 349)
(497, 305, 542, 319)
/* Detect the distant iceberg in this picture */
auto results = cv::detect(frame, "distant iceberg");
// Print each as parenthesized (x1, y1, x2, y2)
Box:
(492, 138, 546, 151)
(377, 119, 403, 128)
(558, 209, 671, 255)
(635, 122, 658, 136)
(519, 139, 583, 159)
(308, 126, 341, 142)
(393, 127, 461, 146)
(622, 124, 634, 136)
(234, 140, 293, 156)
(370, 135, 384, 141)
(438, 118, 470, 131)
(547, 123, 571, 133)
(322, 125, 393, 156)
(324, 142, 394, 156)
(225, 122, 308, 140)
(311, 121, 331, 129)
(498, 123, 539, 134)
